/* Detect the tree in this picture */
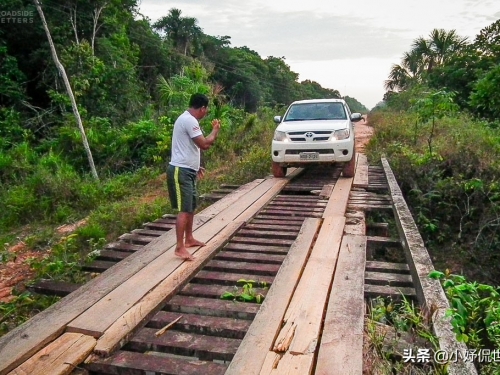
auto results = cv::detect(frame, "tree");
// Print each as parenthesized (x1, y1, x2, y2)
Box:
(33, 0, 99, 180)
(469, 64, 500, 122)
(385, 29, 468, 93)
(153, 8, 203, 56)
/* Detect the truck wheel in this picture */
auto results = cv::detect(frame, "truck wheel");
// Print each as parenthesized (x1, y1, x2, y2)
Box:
(342, 149, 356, 178)
(272, 162, 287, 177)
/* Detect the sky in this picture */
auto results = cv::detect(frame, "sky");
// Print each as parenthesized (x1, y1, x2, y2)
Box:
(137, 0, 499, 109)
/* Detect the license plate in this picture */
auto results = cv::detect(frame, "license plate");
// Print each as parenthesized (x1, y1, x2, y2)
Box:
(299, 152, 319, 160)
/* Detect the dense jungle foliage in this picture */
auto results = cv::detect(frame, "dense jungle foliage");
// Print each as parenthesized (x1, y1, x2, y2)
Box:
(367, 22, 500, 374)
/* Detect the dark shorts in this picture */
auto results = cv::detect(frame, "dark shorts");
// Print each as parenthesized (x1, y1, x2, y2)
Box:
(166, 165, 198, 213)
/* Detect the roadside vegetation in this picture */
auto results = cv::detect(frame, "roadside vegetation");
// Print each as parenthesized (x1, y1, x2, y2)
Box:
(365, 21, 500, 374)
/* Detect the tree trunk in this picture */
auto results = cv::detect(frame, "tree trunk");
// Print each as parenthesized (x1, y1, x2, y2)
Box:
(91, 4, 106, 55)
(34, 0, 99, 180)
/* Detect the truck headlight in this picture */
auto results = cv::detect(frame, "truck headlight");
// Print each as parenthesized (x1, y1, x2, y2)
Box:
(273, 131, 287, 141)
(333, 129, 350, 140)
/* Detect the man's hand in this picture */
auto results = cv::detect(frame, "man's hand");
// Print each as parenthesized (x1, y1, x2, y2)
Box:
(212, 119, 221, 131)
(197, 167, 206, 179)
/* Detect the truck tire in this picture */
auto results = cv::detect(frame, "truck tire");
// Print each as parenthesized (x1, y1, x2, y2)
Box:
(272, 162, 287, 177)
(342, 149, 356, 178)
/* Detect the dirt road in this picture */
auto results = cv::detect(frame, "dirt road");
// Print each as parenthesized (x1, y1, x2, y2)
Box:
(354, 116, 373, 154)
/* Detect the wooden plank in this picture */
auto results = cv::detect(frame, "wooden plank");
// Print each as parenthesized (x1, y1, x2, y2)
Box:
(166, 296, 260, 320)
(259, 216, 346, 374)
(180, 283, 268, 299)
(261, 210, 321, 218)
(322, 177, 353, 217)
(268, 202, 326, 209)
(367, 236, 401, 246)
(92, 221, 243, 356)
(85, 350, 227, 375)
(347, 203, 393, 211)
(192, 271, 274, 286)
(225, 218, 321, 375)
(96, 249, 130, 261)
(68, 177, 284, 338)
(366, 222, 389, 237)
(81, 259, 116, 272)
(264, 206, 324, 213)
(215, 251, 286, 264)
(127, 328, 240, 361)
(230, 236, 294, 247)
(365, 261, 410, 274)
(223, 243, 289, 255)
(315, 235, 366, 375)
(9, 333, 96, 375)
(353, 153, 369, 188)
(382, 158, 478, 375)
(344, 210, 365, 236)
(204, 260, 280, 276)
(117, 233, 158, 244)
(249, 219, 305, 226)
(148, 311, 251, 339)
(131, 228, 165, 236)
(29, 280, 80, 297)
(104, 242, 143, 252)
(245, 223, 302, 231)
(364, 284, 417, 299)
(237, 229, 298, 239)
(365, 271, 413, 286)
(319, 184, 334, 199)
(269, 196, 321, 202)
(142, 221, 175, 230)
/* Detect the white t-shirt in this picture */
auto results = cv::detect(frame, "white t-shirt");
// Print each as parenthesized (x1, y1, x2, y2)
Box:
(169, 111, 203, 171)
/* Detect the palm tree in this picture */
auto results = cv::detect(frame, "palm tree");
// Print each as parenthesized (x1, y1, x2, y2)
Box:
(385, 29, 468, 92)
(429, 29, 468, 66)
(385, 50, 422, 91)
(153, 8, 203, 56)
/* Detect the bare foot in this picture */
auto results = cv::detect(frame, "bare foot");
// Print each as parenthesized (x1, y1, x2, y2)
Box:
(185, 238, 205, 248)
(174, 247, 195, 261)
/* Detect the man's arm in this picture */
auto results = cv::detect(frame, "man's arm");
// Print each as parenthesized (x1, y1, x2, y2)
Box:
(192, 119, 221, 150)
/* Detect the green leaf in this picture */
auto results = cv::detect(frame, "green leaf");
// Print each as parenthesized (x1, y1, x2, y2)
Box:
(429, 270, 445, 280)
(221, 292, 235, 300)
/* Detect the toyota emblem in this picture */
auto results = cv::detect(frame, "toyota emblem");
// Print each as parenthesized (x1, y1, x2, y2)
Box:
(305, 132, 314, 138)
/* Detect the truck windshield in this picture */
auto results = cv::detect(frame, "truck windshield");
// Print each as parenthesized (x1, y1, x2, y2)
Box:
(284, 102, 346, 121)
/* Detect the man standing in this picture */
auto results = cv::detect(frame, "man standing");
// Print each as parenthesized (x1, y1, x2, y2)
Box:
(167, 93, 221, 260)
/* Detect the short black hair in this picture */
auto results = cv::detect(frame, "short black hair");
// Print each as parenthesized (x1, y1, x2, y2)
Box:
(189, 93, 209, 109)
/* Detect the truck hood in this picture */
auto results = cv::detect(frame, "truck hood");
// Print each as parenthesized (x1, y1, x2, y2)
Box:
(277, 119, 350, 132)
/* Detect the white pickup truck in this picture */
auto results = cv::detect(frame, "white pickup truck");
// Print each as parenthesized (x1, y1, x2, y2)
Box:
(271, 98, 363, 177)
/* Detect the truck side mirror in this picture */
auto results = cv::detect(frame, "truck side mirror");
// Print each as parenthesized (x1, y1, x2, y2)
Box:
(350, 113, 363, 122)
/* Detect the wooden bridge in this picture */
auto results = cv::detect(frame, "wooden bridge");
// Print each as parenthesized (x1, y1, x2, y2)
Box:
(0, 155, 476, 375)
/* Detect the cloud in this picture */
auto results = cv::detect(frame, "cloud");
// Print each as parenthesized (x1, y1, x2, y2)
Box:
(138, 0, 413, 61)
(137, 0, 498, 109)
